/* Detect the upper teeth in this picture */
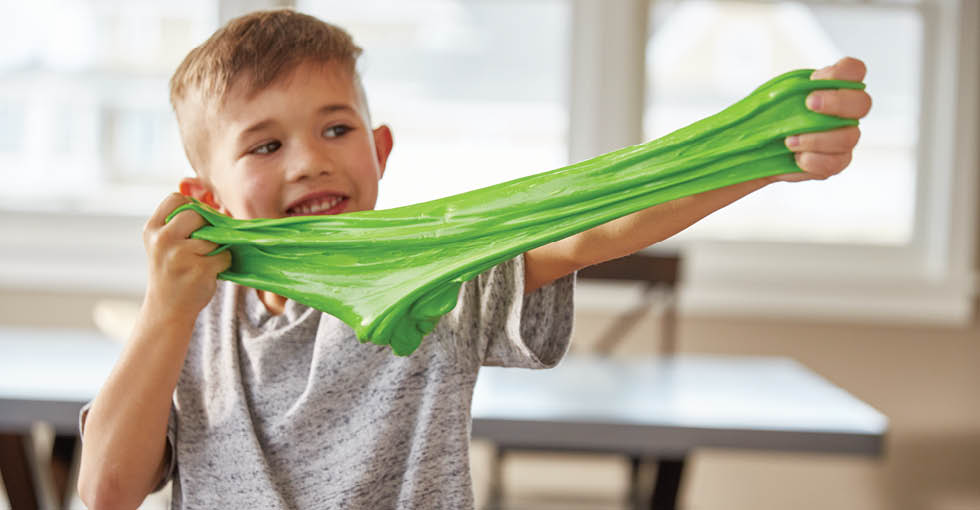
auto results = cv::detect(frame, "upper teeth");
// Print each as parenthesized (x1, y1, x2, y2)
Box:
(294, 196, 343, 215)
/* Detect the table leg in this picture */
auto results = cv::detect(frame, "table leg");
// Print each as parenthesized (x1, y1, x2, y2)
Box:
(50, 435, 78, 508)
(0, 433, 40, 510)
(629, 455, 643, 507)
(486, 447, 505, 509)
(649, 457, 685, 510)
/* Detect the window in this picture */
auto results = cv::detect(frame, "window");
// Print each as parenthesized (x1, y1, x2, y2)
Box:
(0, 0, 220, 215)
(567, 0, 975, 324)
(645, 0, 921, 245)
(638, 0, 977, 324)
(295, 0, 570, 210)
(0, 0, 974, 325)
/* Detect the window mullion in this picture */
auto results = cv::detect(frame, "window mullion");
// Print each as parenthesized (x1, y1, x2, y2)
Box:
(568, 0, 649, 163)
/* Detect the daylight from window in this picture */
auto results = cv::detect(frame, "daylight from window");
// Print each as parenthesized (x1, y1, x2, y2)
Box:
(0, 0, 921, 250)
(646, 0, 921, 245)
(297, 0, 570, 210)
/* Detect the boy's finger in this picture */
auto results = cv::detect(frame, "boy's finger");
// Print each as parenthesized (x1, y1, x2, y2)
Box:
(210, 250, 233, 273)
(186, 239, 224, 257)
(811, 57, 867, 82)
(795, 151, 853, 179)
(806, 89, 872, 119)
(146, 193, 190, 229)
(164, 209, 208, 240)
(785, 126, 861, 153)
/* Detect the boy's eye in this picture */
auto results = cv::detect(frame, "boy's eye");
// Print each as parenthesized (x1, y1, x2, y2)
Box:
(323, 125, 352, 138)
(251, 141, 281, 155)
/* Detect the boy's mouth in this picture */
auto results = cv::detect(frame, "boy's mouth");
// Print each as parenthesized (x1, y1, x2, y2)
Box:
(285, 193, 348, 216)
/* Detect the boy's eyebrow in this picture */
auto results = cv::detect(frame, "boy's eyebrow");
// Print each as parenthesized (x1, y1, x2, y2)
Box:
(236, 104, 359, 143)
(238, 119, 277, 142)
(316, 103, 358, 116)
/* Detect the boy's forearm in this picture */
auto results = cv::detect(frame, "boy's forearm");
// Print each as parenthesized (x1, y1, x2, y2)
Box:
(77, 301, 196, 509)
(524, 177, 772, 293)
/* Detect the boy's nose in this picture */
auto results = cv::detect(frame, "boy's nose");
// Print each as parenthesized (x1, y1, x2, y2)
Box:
(287, 163, 331, 181)
(287, 143, 333, 181)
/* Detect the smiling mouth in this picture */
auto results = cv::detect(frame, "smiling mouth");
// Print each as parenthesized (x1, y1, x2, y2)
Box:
(286, 195, 348, 216)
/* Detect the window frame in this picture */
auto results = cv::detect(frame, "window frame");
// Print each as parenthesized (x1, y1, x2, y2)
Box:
(0, 0, 975, 326)
(647, 0, 975, 325)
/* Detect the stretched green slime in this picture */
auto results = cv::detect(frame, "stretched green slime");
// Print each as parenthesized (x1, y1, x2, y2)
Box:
(169, 69, 864, 356)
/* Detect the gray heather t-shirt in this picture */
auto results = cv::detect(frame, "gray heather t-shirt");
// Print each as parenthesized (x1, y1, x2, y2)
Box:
(160, 255, 572, 509)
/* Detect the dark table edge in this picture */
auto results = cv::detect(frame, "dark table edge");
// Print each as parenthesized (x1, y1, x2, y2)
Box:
(472, 417, 886, 457)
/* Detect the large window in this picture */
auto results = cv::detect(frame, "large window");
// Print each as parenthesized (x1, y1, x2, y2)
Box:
(645, 0, 921, 245)
(0, 0, 974, 325)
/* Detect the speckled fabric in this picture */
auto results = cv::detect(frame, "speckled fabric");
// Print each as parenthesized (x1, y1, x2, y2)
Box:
(157, 255, 572, 509)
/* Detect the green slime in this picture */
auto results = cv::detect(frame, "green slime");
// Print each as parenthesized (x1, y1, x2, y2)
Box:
(169, 69, 864, 356)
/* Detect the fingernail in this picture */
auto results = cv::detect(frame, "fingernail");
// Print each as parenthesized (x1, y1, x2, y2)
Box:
(786, 135, 799, 148)
(807, 94, 822, 111)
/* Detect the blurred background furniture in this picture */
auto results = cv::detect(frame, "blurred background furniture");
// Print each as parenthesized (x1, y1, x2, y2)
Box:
(0, 279, 890, 510)
(0, 328, 119, 510)
(577, 253, 682, 357)
(487, 252, 683, 509)
(472, 355, 888, 510)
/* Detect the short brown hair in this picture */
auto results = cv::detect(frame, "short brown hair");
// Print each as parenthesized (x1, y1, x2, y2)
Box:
(170, 9, 362, 110)
(169, 9, 364, 171)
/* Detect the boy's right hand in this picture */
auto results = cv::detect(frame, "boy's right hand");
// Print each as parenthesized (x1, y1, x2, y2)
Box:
(142, 193, 232, 324)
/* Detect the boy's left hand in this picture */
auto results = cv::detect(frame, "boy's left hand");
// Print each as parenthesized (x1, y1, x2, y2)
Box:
(776, 57, 873, 182)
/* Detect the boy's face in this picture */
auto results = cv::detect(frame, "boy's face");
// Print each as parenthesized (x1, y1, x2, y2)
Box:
(181, 61, 392, 220)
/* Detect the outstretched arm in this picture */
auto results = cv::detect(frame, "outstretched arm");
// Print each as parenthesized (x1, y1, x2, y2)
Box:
(524, 57, 872, 294)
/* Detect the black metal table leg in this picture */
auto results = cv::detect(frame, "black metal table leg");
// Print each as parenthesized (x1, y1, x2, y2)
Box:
(650, 457, 685, 510)
(51, 435, 78, 509)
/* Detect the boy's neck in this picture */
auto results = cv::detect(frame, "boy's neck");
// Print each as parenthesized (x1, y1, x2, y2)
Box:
(257, 289, 287, 315)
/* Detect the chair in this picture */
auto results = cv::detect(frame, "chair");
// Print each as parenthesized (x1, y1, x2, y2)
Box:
(485, 252, 683, 509)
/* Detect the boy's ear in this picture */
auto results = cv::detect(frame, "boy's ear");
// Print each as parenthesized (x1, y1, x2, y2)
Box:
(373, 124, 394, 179)
(179, 177, 222, 210)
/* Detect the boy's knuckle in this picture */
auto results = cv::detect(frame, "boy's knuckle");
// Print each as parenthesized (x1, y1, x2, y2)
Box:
(145, 229, 164, 250)
(186, 264, 204, 280)
(163, 248, 180, 267)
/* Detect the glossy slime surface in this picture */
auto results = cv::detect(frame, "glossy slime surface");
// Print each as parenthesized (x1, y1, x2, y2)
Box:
(168, 70, 864, 356)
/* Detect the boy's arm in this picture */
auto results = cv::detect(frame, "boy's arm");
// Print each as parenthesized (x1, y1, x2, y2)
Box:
(77, 193, 230, 509)
(524, 57, 872, 294)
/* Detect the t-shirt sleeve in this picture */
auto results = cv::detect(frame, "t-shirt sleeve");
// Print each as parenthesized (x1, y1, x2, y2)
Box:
(442, 254, 575, 369)
(78, 400, 177, 493)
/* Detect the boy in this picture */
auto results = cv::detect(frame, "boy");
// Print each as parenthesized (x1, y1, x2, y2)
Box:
(77, 9, 871, 510)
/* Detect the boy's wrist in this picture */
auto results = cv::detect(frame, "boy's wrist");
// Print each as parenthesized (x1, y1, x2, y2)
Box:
(138, 291, 200, 339)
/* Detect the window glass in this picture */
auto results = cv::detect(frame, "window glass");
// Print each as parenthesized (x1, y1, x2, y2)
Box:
(645, 0, 921, 244)
(0, 1, 219, 214)
(296, 0, 570, 209)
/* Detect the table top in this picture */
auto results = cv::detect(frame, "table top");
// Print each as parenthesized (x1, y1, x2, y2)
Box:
(472, 355, 888, 457)
(1, 327, 888, 457)
(0, 327, 122, 433)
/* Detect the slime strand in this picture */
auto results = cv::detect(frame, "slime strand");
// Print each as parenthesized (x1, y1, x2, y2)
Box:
(168, 69, 864, 355)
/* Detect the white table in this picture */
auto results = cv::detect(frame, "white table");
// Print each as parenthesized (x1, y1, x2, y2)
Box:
(472, 355, 887, 509)
(0, 328, 120, 509)
(0, 328, 888, 510)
